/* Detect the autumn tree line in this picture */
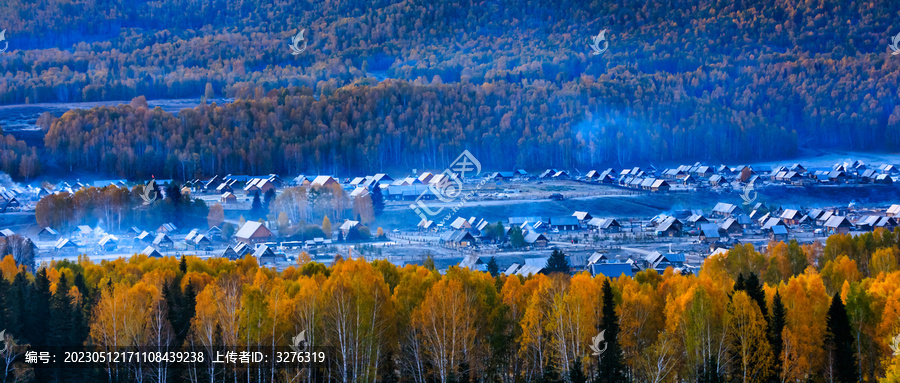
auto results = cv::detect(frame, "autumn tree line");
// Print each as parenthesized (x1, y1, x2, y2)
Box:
(0, 230, 898, 382)
(33, 181, 377, 243)
(34, 184, 209, 234)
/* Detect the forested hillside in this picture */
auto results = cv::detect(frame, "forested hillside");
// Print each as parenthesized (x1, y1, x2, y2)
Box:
(42, 81, 796, 178)
(0, 231, 899, 382)
(1, 0, 900, 177)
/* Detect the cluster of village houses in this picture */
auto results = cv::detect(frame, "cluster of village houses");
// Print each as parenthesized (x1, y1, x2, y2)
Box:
(9, 217, 329, 267)
(577, 160, 898, 192)
(2, 159, 900, 271)
(1, 158, 897, 209)
(452, 199, 900, 279)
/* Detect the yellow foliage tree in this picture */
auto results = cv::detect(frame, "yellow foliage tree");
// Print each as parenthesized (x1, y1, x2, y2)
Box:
(727, 291, 773, 383)
(412, 278, 474, 383)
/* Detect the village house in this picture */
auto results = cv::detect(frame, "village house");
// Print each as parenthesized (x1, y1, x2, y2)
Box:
(655, 217, 683, 237)
(340, 220, 361, 236)
(489, 172, 515, 181)
(185, 229, 199, 243)
(549, 216, 579, 231)
(417, 219, 435, 232)
(243, 178, 277, 195)
(38, 227, 59, 240)
(572, 211, 593, 225)
(523, 231, 549, 247)
(220, 191, 237, 204)
(644, 252, 686, 273)
(828, 170, 848, 184)
(450, 217, 473, 231)
(824, 216, 852, 234)
(417, 172, 434, 184)
(235, 221, 274, 244)
(311, 176, 339, 188)
(780, 209, 802, 225)
(588, 218, 622, 234)
(54, 238, 79, 253)
(141, 246, 164, 258)
(720, 218, 744, 236)
(207, 226, 223, 240)
(440, 229, 477, 247)
(887, 205, 900, 217)
(157, 223, 177, 234)
(691, 165, 715, 178)
(761, 217, 787, 233)
(590, 263, 636, 279)
(698, 223, 725, 243)
(816, 211, 835, 226)
(153, 233, 174, 249)
(650, 179, 671, 192)
(855, 216, 898, 231)
(587, 252, 611, 266)
(712, 203, 742, 218)
(770, 225, 789, 241)
(254, 245, 285, 264)
(292, 175, 312, 187)
(203, 175, 221, 191)
(504, 263, 543, 277)
(99, 235, 118, 252)
(221, 246, 240, 260)
(192, 234, 211, 248)
(708, 174, 728, 187)
(214, 180, 234, 194)
(551, 170, 570, 180)
(0, 189, 20, 211)
(135, 231, 153, 244)
(685, 214, 709, 228)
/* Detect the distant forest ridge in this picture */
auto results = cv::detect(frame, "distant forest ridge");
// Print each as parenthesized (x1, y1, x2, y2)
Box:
(31, 80, 797, 180)
(0, 0, 899, 179)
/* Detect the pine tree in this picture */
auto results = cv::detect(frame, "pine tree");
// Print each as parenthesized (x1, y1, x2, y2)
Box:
(73, 273, 91, 306)
(264, 188, 276, 209)
(544, 249, 570, 274)
(598, 279, 626, 383)
(49, 273, 73, 346)
(166, 184, 183, 207)
(569, 359, 588, 383)
(163, 280, 187, 347)
(26, 268, 52, 347)
(770, 290, 786, 378)
(825, 293, 858, 383)
(179, 255, 188, 274)
(745, 273, 767, 320)
(7, 271, 29, 337)
(180, 279, 197, 347)
(371, 185, 384, 216)
(250, 191, 264, 219)
(510, 226, 525, 248)
(733, 272, 767, 321)
(487, 257, 499, 277)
